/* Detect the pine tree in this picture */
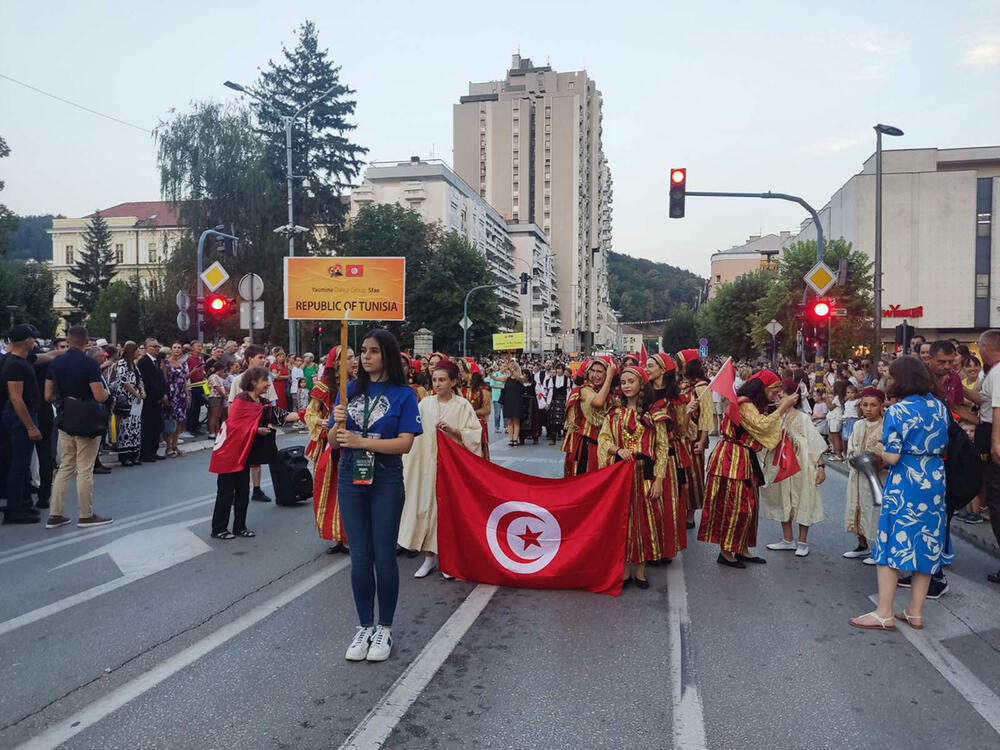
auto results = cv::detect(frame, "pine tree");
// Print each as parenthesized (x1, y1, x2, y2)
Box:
(252, 21, 368, 244)
(68, 210, 117, 317)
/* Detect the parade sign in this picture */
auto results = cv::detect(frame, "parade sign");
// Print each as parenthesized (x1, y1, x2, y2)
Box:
(492, 332, 526, 350)
(283, 257, 405, 320)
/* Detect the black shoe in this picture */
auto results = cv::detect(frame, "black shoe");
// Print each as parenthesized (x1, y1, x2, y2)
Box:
(634, 578, 650, 590)
(141, 457, 157, 463)
(647, 559, 661, 567)
(686, 521, 696, 530)
(3, 513, 40, 525)
(897, 575, 912, 589)
(35, 500, 50, 510)
(327, 544, 344, 555)
(406, 549, 420, 558)
(736, 554, 767, 565)
(926, 577, 949, 600)
(621, 576, 634, 588)
(659, 557, 673, 565)
(251, 487, 272, 503)
(716, 554, 746, 569)
(93, 465, 112, 475)
(987, 570, 1000, 584)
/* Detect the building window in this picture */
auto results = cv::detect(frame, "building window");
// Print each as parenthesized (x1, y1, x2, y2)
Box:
(148, 245, 159, 263)
(114, 243, 124, 264)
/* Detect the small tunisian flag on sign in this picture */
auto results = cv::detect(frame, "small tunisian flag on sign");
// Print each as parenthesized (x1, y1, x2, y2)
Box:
(346, 264, 364, 277)
(708, 356, 741, 426)
(435, 433, 632, 595)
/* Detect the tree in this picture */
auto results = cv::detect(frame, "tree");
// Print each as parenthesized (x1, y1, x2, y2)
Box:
(661, 304, 699, 355)
(0, 136, 18, 256)
(342, 204, 434, 302)
(408, 232, 500, 355)
(88, 280, 142, 342)
(607, 251, 705, 321)
(0, 259, 58, 337)
(252, 20, 367, 243)
(697, 270, 772, 359)
(7, 215, 57, 261)
(67, 210, 116, 318)
(618, 287, 654, 321)
(750, 238, 873, 360)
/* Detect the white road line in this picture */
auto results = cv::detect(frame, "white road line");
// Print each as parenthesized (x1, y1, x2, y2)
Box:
(14, 557, 350, 750)
(339, 584, 498, 750)
(666, 555, 708, 750)
(868, 593, 1000, 735)
(0, 481, 271, 565)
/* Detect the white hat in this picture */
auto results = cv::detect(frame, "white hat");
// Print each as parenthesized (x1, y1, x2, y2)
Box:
(95, 338, 109, 347)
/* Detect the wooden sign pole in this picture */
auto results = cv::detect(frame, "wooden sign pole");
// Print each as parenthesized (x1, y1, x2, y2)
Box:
(337, 319, 348, 430)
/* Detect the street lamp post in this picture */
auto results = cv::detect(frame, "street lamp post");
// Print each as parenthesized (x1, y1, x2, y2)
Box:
(224, 79, 340, 353)
(874, 124, 903, 357)
(109, 312, 118, 347)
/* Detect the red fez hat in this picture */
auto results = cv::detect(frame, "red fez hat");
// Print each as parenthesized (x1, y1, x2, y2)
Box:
(678, 348, 700, 365)
(323, 346, 341, 369)
(622, 365, 650, 384)
(748, 369, 780, 387)
(649, 352, 677, 373)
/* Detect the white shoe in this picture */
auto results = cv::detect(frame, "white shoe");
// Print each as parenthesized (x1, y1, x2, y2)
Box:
(766, 539, 797, 551)
(843, 548, 870, 559)
(862, 556, 877, 566)
(441, 572, 454, 580)
(345, 626, 374, 661)
(414, 556, 437, 578)
(366, 625, 392, 662)
(795, 543, 810, 557)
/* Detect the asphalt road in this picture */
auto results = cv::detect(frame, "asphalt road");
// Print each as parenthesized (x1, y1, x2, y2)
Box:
(2, 429, 1000, 749)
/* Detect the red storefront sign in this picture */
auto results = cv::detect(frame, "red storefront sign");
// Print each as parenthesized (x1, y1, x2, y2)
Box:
(883, 305, 923, 318)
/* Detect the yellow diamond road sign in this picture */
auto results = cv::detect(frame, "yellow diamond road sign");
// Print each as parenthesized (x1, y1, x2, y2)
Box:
(804, 261, 836, 296)
(200, 261, 230, 292)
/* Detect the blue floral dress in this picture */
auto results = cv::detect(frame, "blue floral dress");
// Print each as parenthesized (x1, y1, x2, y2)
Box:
(872, 394, 950, 574)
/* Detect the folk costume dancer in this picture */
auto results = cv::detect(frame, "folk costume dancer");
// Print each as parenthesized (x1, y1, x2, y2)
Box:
(843, 387, 887, 564)
(400, 360, 483, 579)
(699, 370, 799, 568)
(562, 357, 617, 477)
(459, 357, 493, 461)
(762, 381, 828, 557)
(307, 346, 354, 553)
(678, 349, 712, 527)
(598, 366, 675, 589)
(647, 353, 692, 546)
(401, 354, 428, 402)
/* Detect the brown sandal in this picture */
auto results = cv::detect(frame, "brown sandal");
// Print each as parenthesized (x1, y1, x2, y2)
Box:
(894, 610, 924, 630)
(849, 611, 896, 630)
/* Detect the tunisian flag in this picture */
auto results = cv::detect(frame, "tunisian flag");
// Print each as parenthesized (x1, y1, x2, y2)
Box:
(208, 397, 263, 474)
(435, 433, 632, 595)
(708, 356, 741, 425)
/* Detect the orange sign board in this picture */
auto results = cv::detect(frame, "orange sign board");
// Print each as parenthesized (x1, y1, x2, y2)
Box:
(284, 257, 406, 321)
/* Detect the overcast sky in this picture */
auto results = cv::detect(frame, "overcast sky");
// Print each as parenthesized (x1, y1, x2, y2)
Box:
(2, 0, 998, 275)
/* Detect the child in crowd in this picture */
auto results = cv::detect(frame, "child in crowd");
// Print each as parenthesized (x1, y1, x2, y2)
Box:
(843, 387, 886, 564)
(811, 385, 830, 439)
(841, 383, 860, 443)
(207, 361, 228, 438)
(827, 380, 846, 460)
(295, 377, 310, 413)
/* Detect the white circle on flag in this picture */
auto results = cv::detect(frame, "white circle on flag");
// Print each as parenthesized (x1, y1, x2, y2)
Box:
(486, 501, 561, 574)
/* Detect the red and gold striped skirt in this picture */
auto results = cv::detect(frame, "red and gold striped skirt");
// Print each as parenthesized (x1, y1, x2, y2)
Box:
(697, 474, 759, 553)
(312, 446, 346, 542)
(684, 449, 706, 511)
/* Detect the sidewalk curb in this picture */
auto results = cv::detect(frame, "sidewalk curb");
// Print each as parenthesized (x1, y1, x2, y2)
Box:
(824, 458, 1000, 560)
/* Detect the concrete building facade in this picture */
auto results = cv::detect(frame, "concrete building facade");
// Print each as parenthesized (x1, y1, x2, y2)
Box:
(48, 201, 181, 322)
(791, 146, 1000, 343)
(507, 222, 559, 351)
(707, 231, 793, 298)
(453, 54, 613, 353)
(350, 158, 522, 325)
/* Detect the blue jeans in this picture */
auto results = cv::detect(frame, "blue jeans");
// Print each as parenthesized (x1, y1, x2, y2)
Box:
(493, 401, 502, 430)
(337, 459, 406, 627)
(2, 405, 37, 516)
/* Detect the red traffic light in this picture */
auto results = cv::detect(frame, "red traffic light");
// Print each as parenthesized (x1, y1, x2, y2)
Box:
(670, 168, 686, 184)
(203, 294, 234, 318)
(811, 300, 831, 318)
(209, 296, 226, 312)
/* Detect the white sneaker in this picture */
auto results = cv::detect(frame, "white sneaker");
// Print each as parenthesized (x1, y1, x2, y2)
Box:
(441, 572, 454, 580)
(862, 556, 877, 566)
(795, 543, 810, 557)
(843, 548, 870, 559)
(414, 555, 437, 578)
(766, 539, 797, 551)
(366, 625, 392, 662)
(345, 626, 374, 661)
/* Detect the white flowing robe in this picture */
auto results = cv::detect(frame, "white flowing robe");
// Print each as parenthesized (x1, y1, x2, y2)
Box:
(844, 416, 886, 539)
(399, 394, 483, 554)
(761, 408, 828, 526)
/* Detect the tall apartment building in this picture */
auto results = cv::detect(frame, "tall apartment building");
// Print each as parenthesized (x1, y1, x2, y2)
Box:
(454, 55, 613, 353)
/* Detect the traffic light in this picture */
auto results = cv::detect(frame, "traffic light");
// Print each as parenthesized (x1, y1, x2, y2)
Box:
(520, 272, 530, 295)
(203, 294, 235, 321)
(810, 299, 832, 320)
(669, 168, 686, 219)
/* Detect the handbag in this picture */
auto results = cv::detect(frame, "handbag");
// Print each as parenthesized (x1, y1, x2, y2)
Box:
(57, 397, 109, 438)
(771, 432, 802, 482)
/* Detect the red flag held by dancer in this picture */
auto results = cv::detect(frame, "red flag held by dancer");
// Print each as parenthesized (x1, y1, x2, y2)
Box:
(435, 434, 632, 595)
(708, 356, 741, 425)
(639, 343, 648, 366)
(208, 396, 263, 474)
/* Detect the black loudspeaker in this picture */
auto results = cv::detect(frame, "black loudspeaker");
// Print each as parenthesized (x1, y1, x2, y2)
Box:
(270, 445, 313, 506)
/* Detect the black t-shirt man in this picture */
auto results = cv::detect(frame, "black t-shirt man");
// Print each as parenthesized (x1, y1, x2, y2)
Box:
(1, 352, 40, 413)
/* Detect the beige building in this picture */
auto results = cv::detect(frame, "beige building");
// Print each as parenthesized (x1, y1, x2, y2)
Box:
(453, 55, 613, 353)
(48, 201, 181, 322)
(508, 222, 559, 351)
(707, 232, 792, 298)
(791, 146, 1000, 343)
(350, 158, 522, 326)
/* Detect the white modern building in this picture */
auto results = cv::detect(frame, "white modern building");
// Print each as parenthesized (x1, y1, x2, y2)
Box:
(790, 146, 1000, 344)
(350, 158, 522, 325)
(507, 222, 559, 351)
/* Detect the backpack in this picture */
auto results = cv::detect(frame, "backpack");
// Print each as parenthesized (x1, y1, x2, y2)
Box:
(945, 416, 983, 512)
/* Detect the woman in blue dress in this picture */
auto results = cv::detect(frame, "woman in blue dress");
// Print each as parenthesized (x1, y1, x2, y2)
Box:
(850, 357, 949, 631)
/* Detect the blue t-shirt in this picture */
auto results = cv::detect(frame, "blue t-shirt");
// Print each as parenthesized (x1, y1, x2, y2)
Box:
(330, 380, 422, 467)
(47, 348, 102, 401)
(489, 372, 504, 401)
